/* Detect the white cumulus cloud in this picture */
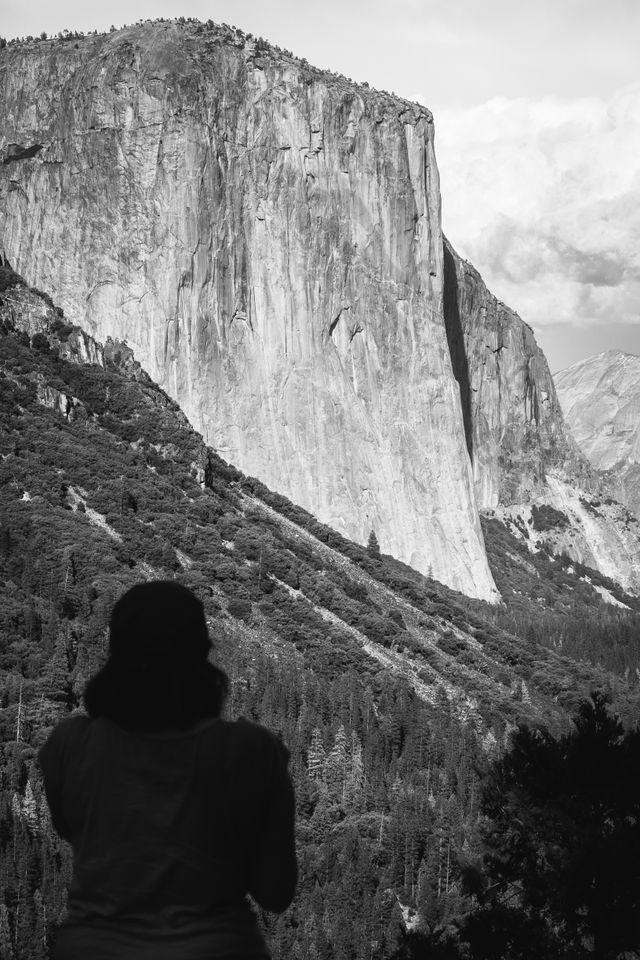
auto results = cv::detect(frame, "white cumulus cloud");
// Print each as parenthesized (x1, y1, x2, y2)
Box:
(434, 84, 640, 336)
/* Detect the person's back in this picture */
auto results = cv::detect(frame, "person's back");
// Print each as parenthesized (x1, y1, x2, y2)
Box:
(38, 581, 296, 960)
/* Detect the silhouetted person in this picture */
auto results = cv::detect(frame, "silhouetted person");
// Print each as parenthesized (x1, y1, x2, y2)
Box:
(38, 581, 297, 959)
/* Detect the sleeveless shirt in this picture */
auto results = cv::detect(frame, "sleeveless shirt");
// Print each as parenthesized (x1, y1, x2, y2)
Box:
(38, 713, 294, 959)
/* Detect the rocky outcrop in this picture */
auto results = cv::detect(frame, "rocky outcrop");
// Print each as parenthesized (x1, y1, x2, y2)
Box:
(555, 351, 640, 521)
(0, 271, 153, 383)
(496, 474, 640, 596)
(35, 377, 84, 419)
(0, 22, 498, 599)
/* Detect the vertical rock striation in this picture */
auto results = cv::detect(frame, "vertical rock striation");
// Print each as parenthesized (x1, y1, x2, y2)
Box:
(0, 23, 498, 600)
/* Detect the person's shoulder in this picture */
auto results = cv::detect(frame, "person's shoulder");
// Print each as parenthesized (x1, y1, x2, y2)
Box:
(44, 712, 92, 742)
(56, 712, 92, 731)
(230, 718, 290, 761)
(232, 717, 283, 743)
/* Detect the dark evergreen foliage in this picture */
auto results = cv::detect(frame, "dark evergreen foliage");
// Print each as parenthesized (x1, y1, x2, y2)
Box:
(479, 515, 640, 686)
(367, 529, 381, 560)
(530, 503, 570, 531)
(459, 693, 640, 959)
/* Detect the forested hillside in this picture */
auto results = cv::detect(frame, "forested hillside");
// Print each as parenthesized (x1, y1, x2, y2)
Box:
(1, 266, 638, 959)
(479, 515, 640, 684)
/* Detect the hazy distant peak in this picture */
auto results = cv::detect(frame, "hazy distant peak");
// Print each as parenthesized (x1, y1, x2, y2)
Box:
(554, 350, 640, 519)
(555, 348, 640, 380)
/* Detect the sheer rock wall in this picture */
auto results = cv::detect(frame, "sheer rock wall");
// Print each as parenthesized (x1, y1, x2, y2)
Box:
(0, 24, 498, 599)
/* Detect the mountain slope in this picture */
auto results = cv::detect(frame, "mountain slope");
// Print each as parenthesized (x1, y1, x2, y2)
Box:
(2, 265, 611, 728)
(2, 265, 638, 960)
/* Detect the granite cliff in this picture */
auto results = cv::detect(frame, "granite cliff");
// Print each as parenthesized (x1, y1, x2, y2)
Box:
(0, 21, 498, 600)
(0, 20, 639, 598)
(555, 351, 640, 520)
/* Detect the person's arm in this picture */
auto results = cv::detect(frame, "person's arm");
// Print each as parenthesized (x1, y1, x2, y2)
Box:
(248, 733, 297, 913)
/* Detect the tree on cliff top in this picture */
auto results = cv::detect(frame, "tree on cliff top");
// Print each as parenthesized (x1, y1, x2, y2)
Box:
(460, 692, 640, 959)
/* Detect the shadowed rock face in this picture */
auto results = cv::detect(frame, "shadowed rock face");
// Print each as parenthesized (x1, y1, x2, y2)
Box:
(555, 351, 640, 520)
(443, 242, 640, 595)
(443, 239, 583, 509)
(0, 23, 499, 600)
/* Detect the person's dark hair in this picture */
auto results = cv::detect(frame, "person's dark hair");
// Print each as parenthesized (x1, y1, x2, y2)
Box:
(83, 581, 228, 732)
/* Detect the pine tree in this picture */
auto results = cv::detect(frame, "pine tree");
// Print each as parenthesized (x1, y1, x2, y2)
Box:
(309, 785, 332, 843)
(366, 529, 380, 559)
(343, 731, 365, 810)
(307, 728, 326, 783)
(20, 780, 38, 833)
(325, 725, 348, 802)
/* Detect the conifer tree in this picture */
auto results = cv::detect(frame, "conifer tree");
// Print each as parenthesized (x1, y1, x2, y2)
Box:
(325, 725, 348, 801)
(307, 728, 326, 783)
(366, 529, 380, 560)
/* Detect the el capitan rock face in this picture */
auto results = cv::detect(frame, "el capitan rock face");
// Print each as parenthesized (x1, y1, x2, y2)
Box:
(555, 351, 640, 520)
(2, 21, 640, 600)
(0, 22, 498, 600)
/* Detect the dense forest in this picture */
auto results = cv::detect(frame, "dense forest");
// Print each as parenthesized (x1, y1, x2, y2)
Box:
(1, 267, 639, 958)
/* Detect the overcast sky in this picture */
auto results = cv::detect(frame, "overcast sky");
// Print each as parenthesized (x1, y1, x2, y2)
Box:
(2, 0, 639, 372)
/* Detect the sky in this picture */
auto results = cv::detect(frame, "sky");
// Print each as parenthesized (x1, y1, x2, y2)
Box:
(2, 0, 639, 372)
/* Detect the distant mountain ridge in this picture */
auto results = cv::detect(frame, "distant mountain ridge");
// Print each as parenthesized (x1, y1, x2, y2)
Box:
(555, 350, 640, 521)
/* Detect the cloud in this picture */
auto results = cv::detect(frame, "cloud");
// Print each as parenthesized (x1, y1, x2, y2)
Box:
(473, 216, 635, 288)
(435, 84, 640, 332)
